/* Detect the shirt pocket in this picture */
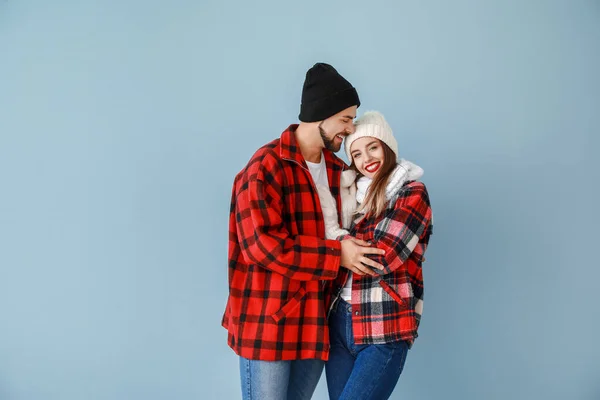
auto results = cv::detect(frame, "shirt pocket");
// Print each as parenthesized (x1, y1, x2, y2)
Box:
(271, 287, 307, 323)
(379, 280, 408, 309)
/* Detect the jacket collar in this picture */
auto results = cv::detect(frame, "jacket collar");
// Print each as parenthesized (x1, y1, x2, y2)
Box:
(279, 124, 346, 172)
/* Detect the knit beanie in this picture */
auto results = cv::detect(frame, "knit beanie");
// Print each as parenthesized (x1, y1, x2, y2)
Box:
(299, 63, 360, 122)
(345, 111, 398, 160)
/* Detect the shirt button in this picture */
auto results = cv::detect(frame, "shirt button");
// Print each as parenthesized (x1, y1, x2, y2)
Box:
(355, 311, 359, 316)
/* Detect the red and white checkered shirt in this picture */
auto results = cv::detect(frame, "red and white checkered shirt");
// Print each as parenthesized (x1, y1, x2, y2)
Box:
(327, 180, 433, 347)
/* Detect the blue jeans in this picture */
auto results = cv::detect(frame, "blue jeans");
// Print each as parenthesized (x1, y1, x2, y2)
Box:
(325, 299, 409, 400)
(239, 356, 324, 400)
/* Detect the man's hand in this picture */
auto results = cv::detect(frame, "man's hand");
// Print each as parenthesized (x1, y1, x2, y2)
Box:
(340, 237, 385, 276)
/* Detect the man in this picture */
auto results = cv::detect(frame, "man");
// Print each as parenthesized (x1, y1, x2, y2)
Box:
(222, 63, 385, 400)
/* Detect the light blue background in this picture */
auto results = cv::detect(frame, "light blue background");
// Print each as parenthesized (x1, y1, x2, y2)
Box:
(1, 1, 598, 399)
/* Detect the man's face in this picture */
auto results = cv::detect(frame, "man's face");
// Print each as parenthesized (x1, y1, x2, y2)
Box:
(318, 106, 357, 152)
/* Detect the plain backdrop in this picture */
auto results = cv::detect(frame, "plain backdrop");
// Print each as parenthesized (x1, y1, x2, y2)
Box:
(1, 1, 599, 399)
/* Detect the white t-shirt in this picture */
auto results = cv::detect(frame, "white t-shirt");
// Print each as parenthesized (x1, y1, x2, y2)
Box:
(341, 273, 352, 301)
(305, 152, 329, 188)
(307, 153, 352, 301)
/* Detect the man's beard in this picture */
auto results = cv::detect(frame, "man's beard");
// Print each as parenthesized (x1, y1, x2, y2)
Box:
(319, 122, 344, 152)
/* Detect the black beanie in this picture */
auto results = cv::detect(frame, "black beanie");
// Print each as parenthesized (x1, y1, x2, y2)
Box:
(298, 63, 360, 122)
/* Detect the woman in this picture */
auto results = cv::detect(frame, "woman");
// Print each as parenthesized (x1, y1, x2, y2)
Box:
(316, 111, 433, 400)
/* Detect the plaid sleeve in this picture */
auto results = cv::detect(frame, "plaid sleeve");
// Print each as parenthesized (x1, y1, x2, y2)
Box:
(370, 182, 432, 275)
(235, 156, 342, 281)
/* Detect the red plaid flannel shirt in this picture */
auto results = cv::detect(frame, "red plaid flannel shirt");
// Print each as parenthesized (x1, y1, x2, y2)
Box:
(328, 180, 433, 347)
(222, 125, 346, 361)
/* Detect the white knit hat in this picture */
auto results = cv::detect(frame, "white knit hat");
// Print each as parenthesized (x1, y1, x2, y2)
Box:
(345, 111, 398, 161)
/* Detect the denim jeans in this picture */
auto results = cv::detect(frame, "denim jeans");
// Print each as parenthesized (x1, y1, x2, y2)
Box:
(325, 299, 409, 400)
(239, 356, 324, 400)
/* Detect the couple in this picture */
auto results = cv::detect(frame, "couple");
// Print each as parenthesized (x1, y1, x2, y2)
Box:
(222, 63, 433, 400)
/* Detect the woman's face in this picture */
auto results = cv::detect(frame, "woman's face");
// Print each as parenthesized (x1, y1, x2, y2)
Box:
(350, 137, 385, 179)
